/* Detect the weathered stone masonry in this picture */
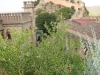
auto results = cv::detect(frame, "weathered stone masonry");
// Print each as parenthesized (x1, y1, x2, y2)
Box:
(0, 1, 35, 42)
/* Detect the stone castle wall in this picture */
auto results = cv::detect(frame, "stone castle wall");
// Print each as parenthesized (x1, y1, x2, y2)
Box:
(0, 20, 2, 31)
(0, 1, 35, 41)
(0, 12, 31, 24)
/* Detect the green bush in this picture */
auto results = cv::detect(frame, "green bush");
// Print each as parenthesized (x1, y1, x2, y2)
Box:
(0, 22, 86, 75)
(0, 30, 34, 75)
(71, 6, 75, 11)
(71, 0, 75, 3)
(56, 7, 75, 19)
(83, 6, 89, 16)
(35, 8, 43, 15)
(34, 0, 40, 6)
(35, 12, 57, 34)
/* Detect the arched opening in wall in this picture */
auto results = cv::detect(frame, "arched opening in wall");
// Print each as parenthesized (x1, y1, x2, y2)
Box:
(6, 29, 12, 40)
(30, 26, 32, 30)
(1, 30, 4, 39)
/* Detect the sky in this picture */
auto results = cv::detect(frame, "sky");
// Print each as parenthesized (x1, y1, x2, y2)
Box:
(0, 0, 100, 12)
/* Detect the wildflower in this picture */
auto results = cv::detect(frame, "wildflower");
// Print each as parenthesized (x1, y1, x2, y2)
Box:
(47, 42, 50, 44)
(67, 67, 71, 72)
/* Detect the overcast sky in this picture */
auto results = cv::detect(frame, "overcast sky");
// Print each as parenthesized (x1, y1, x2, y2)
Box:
(0, 0, 100, 12)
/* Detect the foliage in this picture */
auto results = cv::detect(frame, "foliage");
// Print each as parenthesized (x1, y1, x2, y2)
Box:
(0, 30, 34, 75)
(83, 6, 89, 16)
(34, 0, 40, 6)
(83, 26, 100, 75)
(35, 12, 57, 34)
(56, 7, 75, 19)
(35, 8, 43, 15)
(0, 22, 86, 75)
(71, 6, 75, 11)
(70, 0, 75, 3)
(77, 1, 80, 3)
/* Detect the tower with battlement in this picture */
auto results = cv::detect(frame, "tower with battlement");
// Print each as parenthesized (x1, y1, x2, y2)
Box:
(23, 1, 34, 13)
(0, 1, 36, 42)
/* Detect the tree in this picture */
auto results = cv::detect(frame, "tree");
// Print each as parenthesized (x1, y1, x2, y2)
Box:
(71, 6, 75, 11)
(71, 0, 75, 3)
(57, 7, 75, 19)
(35, 12, 57, 34)
(35, 8, 43, 15)
(34, 0, 40, 6)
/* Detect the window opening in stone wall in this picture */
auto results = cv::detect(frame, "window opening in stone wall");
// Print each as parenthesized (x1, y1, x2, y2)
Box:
(6, 29, 11, 40)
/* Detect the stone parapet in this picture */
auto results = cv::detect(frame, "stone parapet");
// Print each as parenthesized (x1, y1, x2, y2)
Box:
(23, 1, 34, 8)
(0, 12, 31, 24)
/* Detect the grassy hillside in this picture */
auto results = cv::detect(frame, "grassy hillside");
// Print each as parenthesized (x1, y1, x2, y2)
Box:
(86, 6, 100, 16)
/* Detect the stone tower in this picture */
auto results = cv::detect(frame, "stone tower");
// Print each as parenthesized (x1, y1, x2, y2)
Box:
(23, 1, 35, 29)
(23, 1, 36, 43)
(23, 1, 34, 13)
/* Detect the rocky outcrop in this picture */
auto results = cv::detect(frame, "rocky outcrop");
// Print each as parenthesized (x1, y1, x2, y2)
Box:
(36, 0, 88, 19)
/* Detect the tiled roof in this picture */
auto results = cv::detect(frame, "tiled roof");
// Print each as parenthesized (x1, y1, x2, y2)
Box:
(67, 20, 100, 39)
(73, 19, 98, 24)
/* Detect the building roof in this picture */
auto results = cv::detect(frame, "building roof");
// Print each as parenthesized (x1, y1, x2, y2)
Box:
(67, 19, 100, 39)
(72, 19, 99, 24)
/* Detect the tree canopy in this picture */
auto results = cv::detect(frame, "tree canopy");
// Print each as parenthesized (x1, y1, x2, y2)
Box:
(35, 12, 57, 34)
(56, 7, 75, 19)
(34, 0, 40, 6)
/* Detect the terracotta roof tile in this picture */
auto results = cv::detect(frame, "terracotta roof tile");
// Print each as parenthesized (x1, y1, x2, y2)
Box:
(73, 19, 97, 24)
(67, 19, 100, 39)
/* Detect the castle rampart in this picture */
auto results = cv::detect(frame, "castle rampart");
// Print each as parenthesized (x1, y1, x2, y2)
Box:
(0, 1, 36, 42)
(0, 12, 31, 24)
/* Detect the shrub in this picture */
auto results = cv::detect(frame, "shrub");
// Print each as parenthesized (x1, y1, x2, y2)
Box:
(0, 22, 86, 75)
(83, 27, 100, 75)
(35, 12, 57, 34)
(56, 7, 75, 19)
(35, 8, 43, 15)
(84, 6, 89, 16)
(34, 0, 40, 6)
(0, 30, 34, 75)
(71, 6, 75, 11)
(71, 0, 75, 3)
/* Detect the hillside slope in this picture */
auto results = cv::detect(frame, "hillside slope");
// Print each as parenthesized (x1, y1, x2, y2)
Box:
(86, 6, 100, 16)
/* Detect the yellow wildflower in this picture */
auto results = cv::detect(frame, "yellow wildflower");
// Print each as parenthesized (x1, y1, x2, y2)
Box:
(47, 42, 50, 44)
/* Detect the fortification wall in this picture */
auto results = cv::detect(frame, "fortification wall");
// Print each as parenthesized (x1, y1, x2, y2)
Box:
(0, 12, 31, 24)
(3, 21, 32, 31)
(22, 21, 32, 31)
(0, 20, 2, 30)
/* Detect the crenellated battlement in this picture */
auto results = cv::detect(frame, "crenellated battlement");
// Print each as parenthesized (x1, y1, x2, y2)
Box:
(23, 1, 34, 8)
(0, 12, 31, 24)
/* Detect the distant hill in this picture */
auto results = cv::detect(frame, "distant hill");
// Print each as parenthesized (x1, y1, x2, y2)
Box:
(86, 6, 100, 16)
